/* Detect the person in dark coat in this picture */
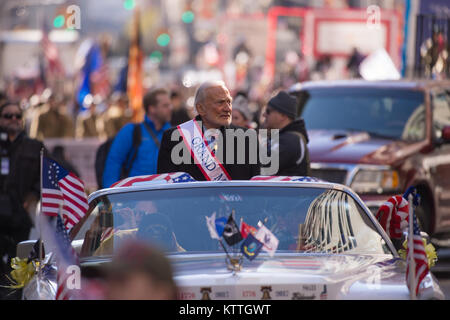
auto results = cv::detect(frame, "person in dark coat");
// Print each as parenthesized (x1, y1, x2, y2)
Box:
(261, 91, 310, 176)
(157, 81, 260, 181)
(0, 101, 47, 299)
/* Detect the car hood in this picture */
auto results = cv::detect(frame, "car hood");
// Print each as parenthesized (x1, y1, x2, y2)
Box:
(171, 253, 420, 300)
(308, 130, 413, 165)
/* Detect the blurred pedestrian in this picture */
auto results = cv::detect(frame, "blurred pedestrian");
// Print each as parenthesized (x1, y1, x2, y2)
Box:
(32, 90, 75, 139)
(103, 240, 177, 300)
(170, 90, 191, 126)
(103, 92, 132, 138)
(157, 80, 260, 181)
(231, 95, 252, 128)
(0, 91, 7, 106)
(75, 94, 106, 139)
(0, 101, 47, 300)
(261, 91, 310, 176)
(346, 47, 365, 78)
(102, 88, 172, 188)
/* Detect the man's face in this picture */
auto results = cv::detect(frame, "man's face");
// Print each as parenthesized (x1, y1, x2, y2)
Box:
(0, 104, 23, 135)
(197, 85, 232, 128)
(148, 93, 172, 124)
(262, 106, 284, 129)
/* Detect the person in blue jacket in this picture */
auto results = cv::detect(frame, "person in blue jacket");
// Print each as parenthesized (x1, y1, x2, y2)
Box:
(102, 88, 172, 188)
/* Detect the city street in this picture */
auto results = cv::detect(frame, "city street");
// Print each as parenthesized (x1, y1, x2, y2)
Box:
(1, 0, 450, 303)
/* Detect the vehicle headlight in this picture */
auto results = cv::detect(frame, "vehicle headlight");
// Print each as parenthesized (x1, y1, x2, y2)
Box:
(350, 168, 400, 194)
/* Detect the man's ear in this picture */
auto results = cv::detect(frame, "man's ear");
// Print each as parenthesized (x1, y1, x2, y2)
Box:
(196, 103, 206, 117)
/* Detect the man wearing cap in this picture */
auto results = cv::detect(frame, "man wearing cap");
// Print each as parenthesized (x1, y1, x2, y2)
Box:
(261, 91, 310, 176)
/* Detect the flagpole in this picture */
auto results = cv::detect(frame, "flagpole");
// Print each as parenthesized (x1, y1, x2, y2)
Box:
(408, 193, 416, 300)
(38, 148, 44, 282)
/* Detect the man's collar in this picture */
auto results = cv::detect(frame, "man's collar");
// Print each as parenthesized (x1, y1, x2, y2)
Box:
(145, 114, 171, 132)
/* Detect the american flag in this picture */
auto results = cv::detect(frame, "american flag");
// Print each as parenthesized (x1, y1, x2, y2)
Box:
(54, 214, 80, 300)
(41, 157, 89, 231)
(406, 207, 429, 297)
(110, 172, 196, 188)
(251, 176, 322, 182)
(375, 195, 409, 239)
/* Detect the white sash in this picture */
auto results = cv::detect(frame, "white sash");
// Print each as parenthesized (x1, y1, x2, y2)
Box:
(177, 119, 231, 181)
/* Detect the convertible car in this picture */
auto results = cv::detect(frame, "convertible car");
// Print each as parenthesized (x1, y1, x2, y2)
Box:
(21, 174, 444, 300)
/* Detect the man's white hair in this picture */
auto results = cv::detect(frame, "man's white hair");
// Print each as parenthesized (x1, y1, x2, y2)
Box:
(194, 80, 227, 107)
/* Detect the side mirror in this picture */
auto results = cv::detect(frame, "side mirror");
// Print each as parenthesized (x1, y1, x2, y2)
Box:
(16, 240, 38, 259)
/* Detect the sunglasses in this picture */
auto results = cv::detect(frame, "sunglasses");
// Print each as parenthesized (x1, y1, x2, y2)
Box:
(265, 108, 275, 115)
(1, 113, 22, 120)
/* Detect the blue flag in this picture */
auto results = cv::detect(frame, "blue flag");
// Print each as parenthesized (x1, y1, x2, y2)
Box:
(215, 216, 227, 237)
(241, 233, 263, 261)
(77, 43, 103, 109)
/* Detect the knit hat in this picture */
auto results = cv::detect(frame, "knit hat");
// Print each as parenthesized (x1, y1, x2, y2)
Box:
(232, 95, 252, 121)
(268, 91, 298, 119)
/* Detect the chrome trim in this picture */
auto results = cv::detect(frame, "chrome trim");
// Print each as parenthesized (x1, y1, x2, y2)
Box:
(310, 162, 355, 185)
(365, 200, 386, 209)
(310, 162, 396, 187)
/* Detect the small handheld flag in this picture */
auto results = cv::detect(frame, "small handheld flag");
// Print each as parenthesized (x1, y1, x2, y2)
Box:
(222, 212, 243, 246)
(255, 221, 279, 257)
(41, 157, 88, 231)
(206, 212, 220, 240)
(406, 193, 429, 299)
(240, 220, 257, 239)
(241, 234, 263, 261)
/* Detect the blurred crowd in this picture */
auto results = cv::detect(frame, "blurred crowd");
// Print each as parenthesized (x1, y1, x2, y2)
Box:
(0, 84, 266, 143)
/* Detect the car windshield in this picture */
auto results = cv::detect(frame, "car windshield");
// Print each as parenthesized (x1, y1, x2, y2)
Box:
(299, 88, 425, 141)
(74, 186, 391, 258)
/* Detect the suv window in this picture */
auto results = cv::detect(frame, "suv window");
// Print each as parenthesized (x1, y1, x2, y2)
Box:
(300, 88, 426, 141)
(432, 90, 450, 140)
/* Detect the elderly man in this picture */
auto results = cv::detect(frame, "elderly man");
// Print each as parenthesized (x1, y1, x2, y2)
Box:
(261, 91, 310, 176)
(157, 80, 260, 181)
